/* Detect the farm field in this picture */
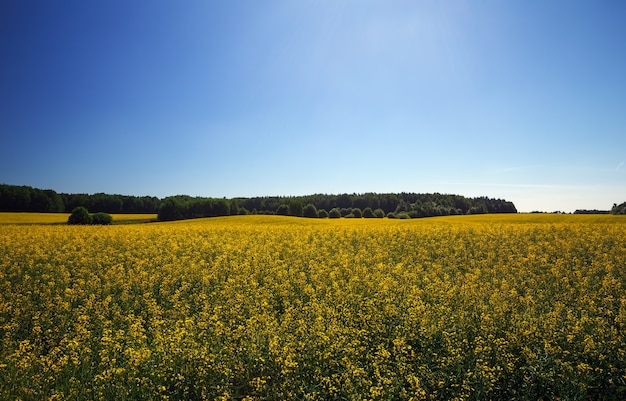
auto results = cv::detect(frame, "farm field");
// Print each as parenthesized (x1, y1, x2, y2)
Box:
(0, 212, 157, 225)
(1, 214, 625, 400)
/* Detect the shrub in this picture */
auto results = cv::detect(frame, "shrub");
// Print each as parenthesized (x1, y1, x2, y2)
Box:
(303, 204, 318, 218)
(68, 206, 93, 225)
(362, 207, 375, 218)
(396, 212, 411, 219)
(288, 200, 303, 217)
(91, 212, 113, 225)
(374, 208, 385, 218)
(276, 204, 289, 216)
(318, 209, 329, 218)
(351, 208, 362, 218)
(329, 208, 341, 218)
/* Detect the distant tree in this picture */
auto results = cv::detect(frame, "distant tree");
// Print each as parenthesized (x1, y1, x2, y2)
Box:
(230, 199, 240, 215)
(158, 198, 185, 221)
(68, 206, 93, 225)
(612, 202, 626, 215)
(318, 209, 329, 218)
(92, 212, 113, 225)
(468, 204, 488, 215)
(373, 208, 385, 218)
(395, 200, 409, 214)
(351, 208, 362, 218)
(288, 199, 303, 217)
(396, 211, 411, 219)
(337, 194, 352, 209)
(362, 207, 375, 218)
(276, 204, 289, 216)
(303, 203, 318, 218)
(329, 208, 341, 218)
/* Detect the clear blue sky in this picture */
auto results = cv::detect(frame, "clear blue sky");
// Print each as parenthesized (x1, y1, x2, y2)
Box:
(1, 1, 625, 212)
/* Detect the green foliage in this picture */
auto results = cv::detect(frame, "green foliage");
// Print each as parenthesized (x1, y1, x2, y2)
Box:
(328, 208, 341, 218)
(158, 199, 185, 221)
(612, 202, 626, 214)
(67, 208, 113, 225)
(157, 196, 230, 221)
(318, 209, 329, 218)
(362, 207, 375, 218)
(91, 212, 113, 225)
(303, 203, 318, 218)
(1, 184, 520, 218)
(68, 206, 93, 225)
(288, 199, 303, 217)
(351, 208, 362, 218)
(0, 184, 64, 212)
(468, 204, 488, 215)
(373, 208, 385, 218)
(230, 199, 240, 215)
(276, 204, 289, 216)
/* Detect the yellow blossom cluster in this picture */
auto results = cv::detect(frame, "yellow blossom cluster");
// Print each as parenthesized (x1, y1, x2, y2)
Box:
(1, 214, 625, 400)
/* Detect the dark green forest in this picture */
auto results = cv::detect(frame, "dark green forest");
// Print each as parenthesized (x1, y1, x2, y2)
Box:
(0, 184, 160, 214)
(0, 184, 521, 221)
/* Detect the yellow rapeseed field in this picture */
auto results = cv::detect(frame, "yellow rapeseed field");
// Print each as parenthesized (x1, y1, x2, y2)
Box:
(0, 213, 157, 225)
(1, 214, 625, 400)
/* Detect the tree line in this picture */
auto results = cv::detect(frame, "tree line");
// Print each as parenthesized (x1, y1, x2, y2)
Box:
(0, 184, 160, 213)
(0, 184, 518, 221)
(158, 192, 517, 221)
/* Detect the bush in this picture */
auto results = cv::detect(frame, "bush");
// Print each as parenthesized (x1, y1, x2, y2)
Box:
(276, 204, 289, 216)
(303, 203, 318, 218)
(340, 208, 352, 217)
(288, 200, 303, 217)
(329, 208, 341, 218)
(351, 208, 362, 218)
(92, 212, 113, 225)
(362, 207, 375, 218)
(374, 208, 385, 218)
(396, 212, 411, 219)
(68, 206, 92, 225)
(318, 209, 329, 218)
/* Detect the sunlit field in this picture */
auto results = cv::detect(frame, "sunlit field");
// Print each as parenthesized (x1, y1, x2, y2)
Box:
(0, 213, 157, 224)
(1, 214, 625, 400)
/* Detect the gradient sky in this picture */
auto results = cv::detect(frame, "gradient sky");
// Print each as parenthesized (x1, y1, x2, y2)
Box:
(1, 1, 625, 212)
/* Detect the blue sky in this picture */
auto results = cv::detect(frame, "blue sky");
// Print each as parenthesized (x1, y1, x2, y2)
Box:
(1, 1, 625, 212)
